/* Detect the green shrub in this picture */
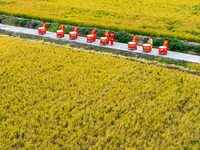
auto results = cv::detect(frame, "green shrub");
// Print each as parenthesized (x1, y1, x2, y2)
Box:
(48, 24, 60, 32)
(115, 32, 131, 43)
(19, 19, 27, 27)
(3, 17, 15, 25)
(31, 22, 39, 29)
(154, 38, 164, 47)
(96, 29, 105, 38)
(66, 25, 74, 33)
(169, 40, 189, 52)
(80, 27, 91, 35)
(194, 46, 200, 53)
(14, 19, 20, 26)
(64, 27, 70, 34)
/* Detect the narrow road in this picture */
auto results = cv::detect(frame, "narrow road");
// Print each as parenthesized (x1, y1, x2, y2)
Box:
(0, 24, 200, 63)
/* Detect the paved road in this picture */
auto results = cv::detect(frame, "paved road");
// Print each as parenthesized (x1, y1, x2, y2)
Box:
(1, 23, 200, 63)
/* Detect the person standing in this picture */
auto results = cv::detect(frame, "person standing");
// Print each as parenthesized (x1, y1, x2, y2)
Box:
(163, 39, 169, 49)
(132, 35, 138, 44)
(92, 28, 97, 41)
(60, 24, 65, 31)
(74, 26, 79, 39)
(74, 26, 78, 33)
(43, 22, 47, 30)
(110, 33, 115, 45)
(105, 30, 110, 44)
(148, 36, 153, 50)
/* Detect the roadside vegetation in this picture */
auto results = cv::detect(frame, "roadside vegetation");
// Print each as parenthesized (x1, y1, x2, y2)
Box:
(1, 14, 200, 54)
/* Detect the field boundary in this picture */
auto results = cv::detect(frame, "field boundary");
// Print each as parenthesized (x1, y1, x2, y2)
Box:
(0, 14, 200, 54)
(1, 23, 200, 65)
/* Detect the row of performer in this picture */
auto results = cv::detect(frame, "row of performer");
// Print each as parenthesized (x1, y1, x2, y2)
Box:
(38, 23, 169, 55)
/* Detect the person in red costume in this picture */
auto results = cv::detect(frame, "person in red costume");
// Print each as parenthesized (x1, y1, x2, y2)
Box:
(110, 33, 115, 45)
(91, 28, 97, 41)
(74, 26, 78, 33)
(105, 30, 110, 44)
(132, 35, 138, 44)
(74, 26, 78, 39)
(43, 22, 47, 30)
(60, 24, 65, 31)
(163, 39, 169, 49)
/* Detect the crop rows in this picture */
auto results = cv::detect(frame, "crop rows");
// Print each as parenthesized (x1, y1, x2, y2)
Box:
(0, 35, 200, 149)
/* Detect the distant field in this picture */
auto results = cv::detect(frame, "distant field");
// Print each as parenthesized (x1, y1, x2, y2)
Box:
(0, 0, 200, 42)
(0, 35, 200, 149)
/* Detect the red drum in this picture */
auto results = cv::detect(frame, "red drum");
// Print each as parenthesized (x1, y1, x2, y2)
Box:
(87, 34, 95, 43)
(100, 37, 108, 45)
(143, 44, 151, 52)
(128, 42, 137, 50)
(159, 46, 167, 55)
(56, 30, 64, 38)
(69, 31, 77, 40)
(38, 27, 46, 35)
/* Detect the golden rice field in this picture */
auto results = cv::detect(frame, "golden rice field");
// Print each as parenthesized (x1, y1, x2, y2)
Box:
(0, 0, 200, 42)
(0, 35, 200, 149)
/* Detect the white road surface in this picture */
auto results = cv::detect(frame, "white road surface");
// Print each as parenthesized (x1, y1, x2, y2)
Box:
(0, 23, 200, 64)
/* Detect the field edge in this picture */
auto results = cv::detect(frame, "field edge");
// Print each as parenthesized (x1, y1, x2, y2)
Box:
(1, 34, 200, 76)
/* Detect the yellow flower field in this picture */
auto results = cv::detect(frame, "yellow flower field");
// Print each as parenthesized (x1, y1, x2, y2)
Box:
(0, 0, 200, 42)
(0, 35, 200, 149)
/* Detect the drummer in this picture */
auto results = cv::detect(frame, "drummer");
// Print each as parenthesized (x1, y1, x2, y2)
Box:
(74, 26, 79, 38)
(110, 33, 115, 45)
(74, 26, 78, 34)
(132, 35, 138, 44)
(105, 30, 110, 44)
(163, 39, 169, 49)
(43, 22, 47, 30)
(91, 28, 97, 41)
(148, 36, 153, 49)
(60, 23, 65, 31)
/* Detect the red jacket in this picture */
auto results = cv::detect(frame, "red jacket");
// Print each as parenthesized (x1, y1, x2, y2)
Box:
(43, 23, 47, 29)
(105, 31, 110, 39)
(74, 27, 78, 33)
(110, 33, 115, 41)
(60, 24, 65, 31)
(163, 40, 169, 48)
(132, 36, 138, 43)
(92, 29, 96, 35)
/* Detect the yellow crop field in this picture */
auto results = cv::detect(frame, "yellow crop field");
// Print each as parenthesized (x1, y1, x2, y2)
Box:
(0, 35, 200, 149)
(0, 0, 200, 42)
